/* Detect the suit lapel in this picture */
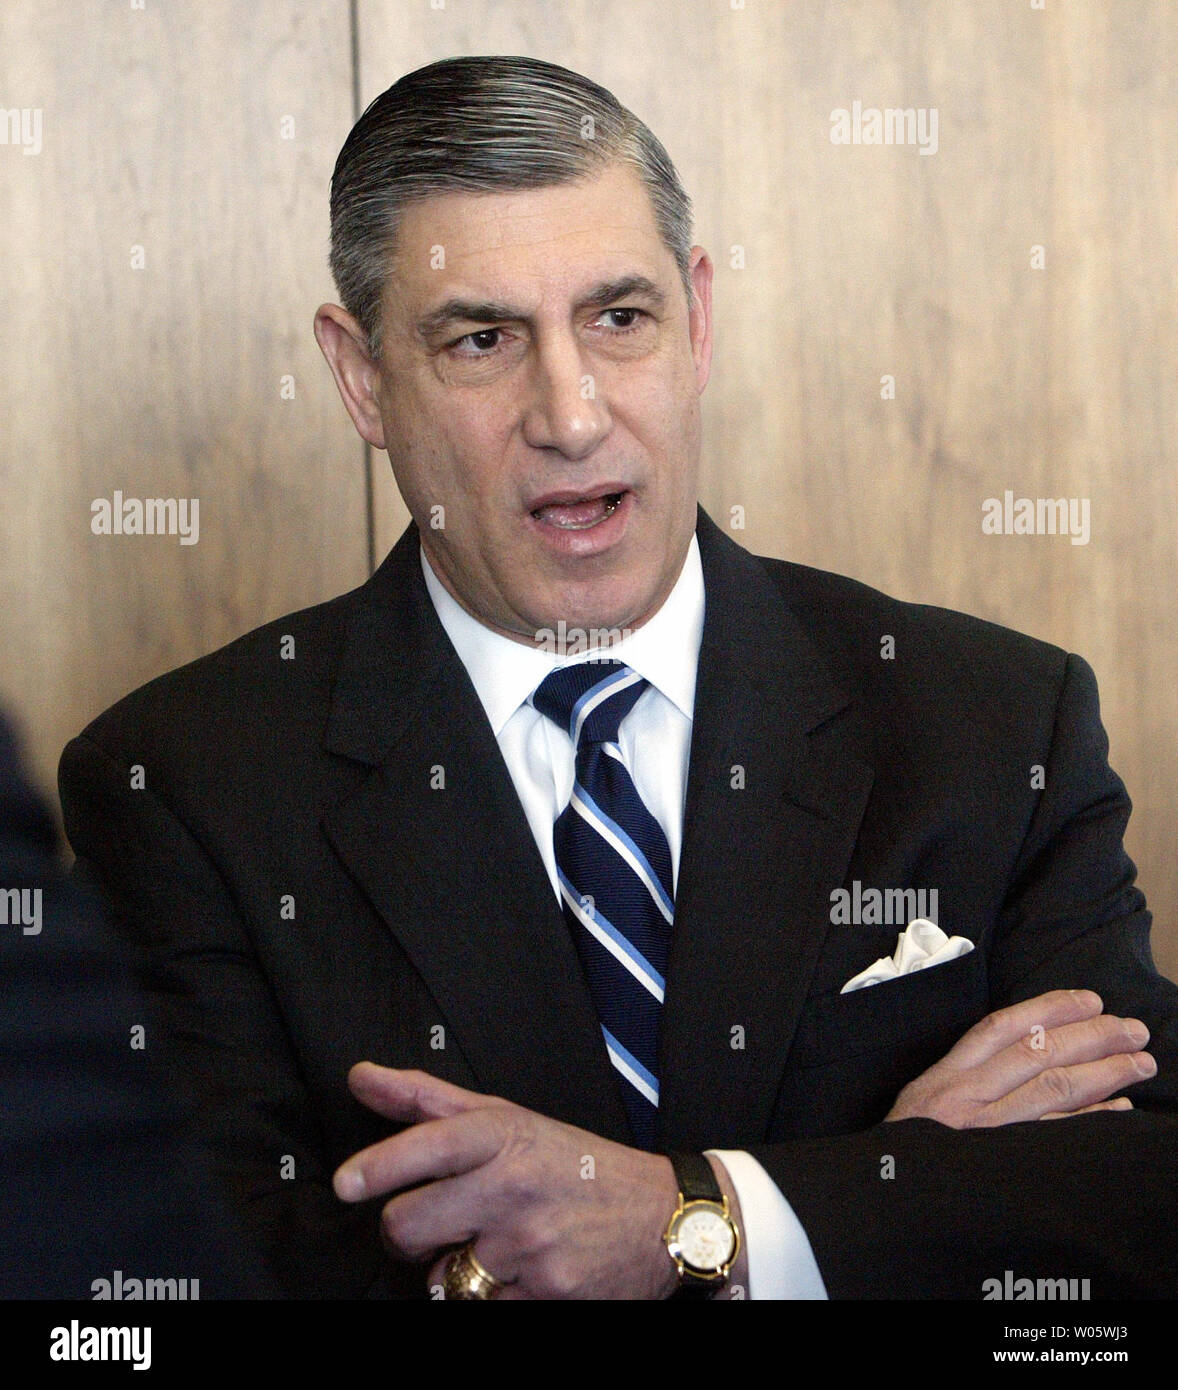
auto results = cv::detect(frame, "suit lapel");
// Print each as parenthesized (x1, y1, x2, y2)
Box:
(319, 511, 874, 1152)
(658, 512, 874, 1149)
(320, 524, 630, 1141)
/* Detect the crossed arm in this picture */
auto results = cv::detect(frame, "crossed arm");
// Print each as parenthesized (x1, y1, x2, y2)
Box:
(331, 988, 1158, 1300)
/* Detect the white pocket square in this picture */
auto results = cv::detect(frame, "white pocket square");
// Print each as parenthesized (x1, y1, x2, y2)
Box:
(839, 918, 975, 993)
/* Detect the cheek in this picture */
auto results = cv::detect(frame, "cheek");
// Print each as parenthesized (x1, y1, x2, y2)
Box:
(427, 390, 515, 475)
(617, 358, 699, 447)
(390, 405, 507, 506)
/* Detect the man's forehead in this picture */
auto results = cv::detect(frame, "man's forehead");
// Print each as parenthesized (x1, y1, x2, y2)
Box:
(388, 163, 670, 294)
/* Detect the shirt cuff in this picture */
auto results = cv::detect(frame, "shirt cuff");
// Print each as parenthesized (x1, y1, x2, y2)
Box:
(706, 1149, 829, 1300)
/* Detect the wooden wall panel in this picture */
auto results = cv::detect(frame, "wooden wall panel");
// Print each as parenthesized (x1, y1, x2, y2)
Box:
(0, 0, 366, 799)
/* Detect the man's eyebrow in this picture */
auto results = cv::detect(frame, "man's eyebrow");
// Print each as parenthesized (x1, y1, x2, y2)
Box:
(578, 275, 667, 313)
(414, 275, 668, 342)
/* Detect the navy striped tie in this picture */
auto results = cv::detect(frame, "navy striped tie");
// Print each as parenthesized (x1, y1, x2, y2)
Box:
(531, 660, 673, 1149)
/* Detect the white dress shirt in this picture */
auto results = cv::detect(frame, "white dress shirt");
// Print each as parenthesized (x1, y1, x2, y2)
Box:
(419, 537, 827, 1300)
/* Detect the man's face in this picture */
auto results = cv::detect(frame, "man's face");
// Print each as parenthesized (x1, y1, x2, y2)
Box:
(361, 161, 713, 644)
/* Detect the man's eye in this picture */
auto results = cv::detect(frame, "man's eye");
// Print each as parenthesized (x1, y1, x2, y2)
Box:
(602, 308, 643, 330)
(451, 328, 504, 356)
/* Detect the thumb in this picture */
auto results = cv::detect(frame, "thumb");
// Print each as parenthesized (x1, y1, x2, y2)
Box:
(346, 1063, 502, 1122)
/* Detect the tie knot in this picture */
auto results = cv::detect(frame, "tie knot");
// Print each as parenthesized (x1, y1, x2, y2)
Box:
(531, 660, 649, 747)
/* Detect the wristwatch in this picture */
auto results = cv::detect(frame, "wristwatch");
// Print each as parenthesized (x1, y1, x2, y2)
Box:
(662, 1152, 741, 1297)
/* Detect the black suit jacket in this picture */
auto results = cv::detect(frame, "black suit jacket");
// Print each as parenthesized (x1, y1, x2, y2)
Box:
(58, 508, 1178, 1297)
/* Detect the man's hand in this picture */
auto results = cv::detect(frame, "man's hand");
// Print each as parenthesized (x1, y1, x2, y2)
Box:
(333, 1064, 703, 1299)
(886, 989, 1156, 1126)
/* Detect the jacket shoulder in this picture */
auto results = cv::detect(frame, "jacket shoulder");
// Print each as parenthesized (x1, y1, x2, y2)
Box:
(756, 553, 1077, 712)
(66, 582, 363, 763)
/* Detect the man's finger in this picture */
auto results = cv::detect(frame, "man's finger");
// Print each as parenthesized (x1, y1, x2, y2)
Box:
(1040, 1097, 1134, 1120)
(334, 1107, 507, 1202)
(981, 1051, 1155, 1126)
(346, 1063, 505, 1123)
(964, 1013, 1150, 1106)
(383, 1163, 528, 1265)
(383, 1174, 481, 1262)
(938, 990, 1104, 1072)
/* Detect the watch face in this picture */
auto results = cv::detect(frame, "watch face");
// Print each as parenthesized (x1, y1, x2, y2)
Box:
(675, 1205, 736, 1273)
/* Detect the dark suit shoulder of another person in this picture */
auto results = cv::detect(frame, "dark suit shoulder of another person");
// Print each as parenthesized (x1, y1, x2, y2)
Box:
(0, 710, 267, 1298)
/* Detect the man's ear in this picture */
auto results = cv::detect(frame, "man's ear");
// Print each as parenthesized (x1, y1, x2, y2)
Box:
(686, 247, 714, 395)
(313, 304, 388, 450)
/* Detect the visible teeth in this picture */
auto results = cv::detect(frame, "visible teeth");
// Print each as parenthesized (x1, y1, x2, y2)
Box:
(531, 492, 624, 525)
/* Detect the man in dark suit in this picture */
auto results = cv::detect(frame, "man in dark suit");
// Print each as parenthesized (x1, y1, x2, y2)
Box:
(59, 55, 1178, 1299)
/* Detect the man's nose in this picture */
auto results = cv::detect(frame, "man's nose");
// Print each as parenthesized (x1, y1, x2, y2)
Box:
(521, 333, 611, 459)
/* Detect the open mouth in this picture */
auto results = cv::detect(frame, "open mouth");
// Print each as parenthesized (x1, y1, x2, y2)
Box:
(530, 491, 626, 530)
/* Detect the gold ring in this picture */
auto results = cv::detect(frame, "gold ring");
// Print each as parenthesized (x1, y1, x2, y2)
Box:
(442, 1243, 506, 1301)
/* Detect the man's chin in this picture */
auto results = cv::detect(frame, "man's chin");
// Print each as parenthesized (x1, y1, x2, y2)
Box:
(517, 587, 666, 654)
(518, 548, 692, 649)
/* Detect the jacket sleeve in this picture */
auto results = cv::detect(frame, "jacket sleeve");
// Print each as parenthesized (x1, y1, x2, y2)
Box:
(59, 729, 392, 1298)
(747, 652, 1178, 1298)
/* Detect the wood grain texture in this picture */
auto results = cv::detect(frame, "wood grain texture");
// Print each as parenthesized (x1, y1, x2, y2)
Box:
(0, 0, 367, 800)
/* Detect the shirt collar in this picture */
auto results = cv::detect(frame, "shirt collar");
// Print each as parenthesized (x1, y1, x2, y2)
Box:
(419, 533, 705, 737)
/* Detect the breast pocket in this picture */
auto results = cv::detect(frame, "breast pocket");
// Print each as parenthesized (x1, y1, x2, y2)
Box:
(789, 942, 990, 1070)
(769, 944, 992, 1136)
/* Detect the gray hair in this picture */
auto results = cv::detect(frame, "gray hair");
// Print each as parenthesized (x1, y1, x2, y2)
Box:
(328, 55, 694, 359)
